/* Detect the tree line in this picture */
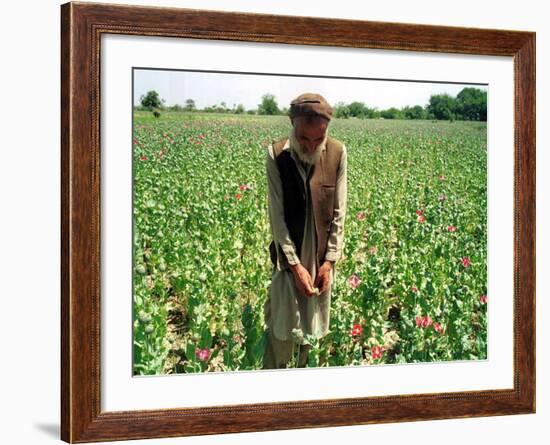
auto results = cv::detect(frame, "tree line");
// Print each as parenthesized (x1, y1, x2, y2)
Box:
(333, 88, 486, 121)
(137, 87, 486, 122)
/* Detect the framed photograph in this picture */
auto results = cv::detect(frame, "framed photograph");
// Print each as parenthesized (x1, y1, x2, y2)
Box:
(61, 1, 535, 442)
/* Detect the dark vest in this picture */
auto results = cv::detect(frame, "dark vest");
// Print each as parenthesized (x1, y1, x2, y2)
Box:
(269, 136, 343, 270)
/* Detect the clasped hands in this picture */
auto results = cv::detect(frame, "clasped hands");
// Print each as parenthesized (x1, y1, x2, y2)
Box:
(291, 261, 333, 298)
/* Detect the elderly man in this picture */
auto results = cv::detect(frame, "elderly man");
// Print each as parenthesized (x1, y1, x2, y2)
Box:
(263, 93, 348, 369)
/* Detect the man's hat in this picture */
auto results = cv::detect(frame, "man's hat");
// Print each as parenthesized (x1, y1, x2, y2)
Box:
(289, 93, 333, 121)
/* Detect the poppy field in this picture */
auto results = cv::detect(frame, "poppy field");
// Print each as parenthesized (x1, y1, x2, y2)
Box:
(132, 111, 487, 375)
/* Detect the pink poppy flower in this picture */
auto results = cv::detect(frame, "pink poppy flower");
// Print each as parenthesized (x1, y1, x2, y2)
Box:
(461, 256, 471, 268)
(239, 184, 250, 191)
(368, 246, 378, 255)
(357, 211, 366, 221)
(434, 322, 444, 334)
(439, 174, 445, 180)
(480, 294, 488, 304)
(411, 285, 418, 293)
(372, 345, 385, 360)
(447, 225, 457, 232)
(416, 209, 423, 216)
(348, 274, 361, 289)
(418, 215, 426, 224)
(416, 315, 433, 328)
(195, 347, 210, 362)
(139, 155, 147, 161)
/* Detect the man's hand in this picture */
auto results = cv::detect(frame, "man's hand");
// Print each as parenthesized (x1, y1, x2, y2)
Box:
(314, 261, 333, 294)
(290, 263, 317, 297)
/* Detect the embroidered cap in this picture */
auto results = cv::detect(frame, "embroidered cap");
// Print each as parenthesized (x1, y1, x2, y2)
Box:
(289, 93, 333, 121)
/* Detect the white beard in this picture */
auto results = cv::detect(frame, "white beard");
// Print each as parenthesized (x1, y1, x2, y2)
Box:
(288, 127, 327, 165)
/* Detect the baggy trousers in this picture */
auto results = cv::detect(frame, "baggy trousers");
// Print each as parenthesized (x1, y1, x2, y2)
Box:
(262, 328, 312, 369)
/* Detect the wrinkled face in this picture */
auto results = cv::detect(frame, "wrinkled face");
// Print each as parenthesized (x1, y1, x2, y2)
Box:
(292, 115, 329, 154)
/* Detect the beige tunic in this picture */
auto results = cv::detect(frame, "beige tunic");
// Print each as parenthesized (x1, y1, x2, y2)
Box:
(264, 135, 348, 343)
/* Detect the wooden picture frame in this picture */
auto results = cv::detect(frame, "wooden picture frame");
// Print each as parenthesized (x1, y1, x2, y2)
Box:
(61, 1, 535, 442)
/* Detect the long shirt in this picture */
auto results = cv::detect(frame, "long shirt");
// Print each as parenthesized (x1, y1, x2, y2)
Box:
(264, 134, 348, 343)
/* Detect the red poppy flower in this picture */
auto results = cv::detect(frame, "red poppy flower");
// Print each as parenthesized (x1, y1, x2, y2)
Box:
(418, 215, 426, 223)
(461, 256, 471, 268)
(416, 209, 423, 216)
(480, 294, 488, 304)
(350, 323, 362, 337)
(235, 193, 242, 200)
(447, 225, 457, 232)
(357, 211, 366, 221)
(434, 322, 444, 334)
(139, 155, 147, 161)
(411, 285, 418, 293)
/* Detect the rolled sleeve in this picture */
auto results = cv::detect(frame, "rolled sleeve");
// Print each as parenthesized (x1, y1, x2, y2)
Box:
(266, 144, 301, 266)
(324, 144, 348, 263)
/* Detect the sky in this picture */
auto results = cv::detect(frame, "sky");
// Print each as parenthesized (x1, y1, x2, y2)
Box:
(133, 68, 487, 111)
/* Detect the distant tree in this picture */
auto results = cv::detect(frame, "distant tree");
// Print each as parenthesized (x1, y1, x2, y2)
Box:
(169, 104, 183, 112)
(185, 99, 196, 111)
(258, 94, 280, 115)
(334, 102, 351, 119)
(140, 90, 164, 111)
(402, 105, 427, 120)
(366, 107, 379, 118)
(210, 102, 228, 113)
(427, 93, 458, 121)
(246, 109, 257, 115)
(234, 104, 245, 114)
(347, 101, 369, 118)
(370, 109, 381, 119)
(424, 105, 434, 120)
(456, 87, 487, 121)
(380, 107, 403, 119)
